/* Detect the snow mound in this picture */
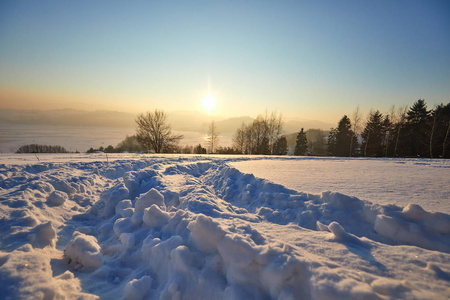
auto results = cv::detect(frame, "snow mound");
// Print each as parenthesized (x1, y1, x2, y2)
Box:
(135, 188, 166, 212)
(47, 190, 68, 206)
(28, 221, 57, 248)
(124, 275, 152, 300)
(374, 204, 450, 252)
(65, 231, 103, 270)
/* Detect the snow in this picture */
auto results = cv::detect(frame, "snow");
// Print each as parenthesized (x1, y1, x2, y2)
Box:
(230, 157, 450, 214)
(0, 154, 449, 299)
(47, 190, 68, 206)
(65, 231, 103, 270)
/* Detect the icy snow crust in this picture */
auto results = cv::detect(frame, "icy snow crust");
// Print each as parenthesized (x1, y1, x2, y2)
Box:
(0, 154, 449, 299)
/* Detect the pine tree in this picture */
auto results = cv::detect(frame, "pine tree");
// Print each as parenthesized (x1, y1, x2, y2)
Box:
(382, 115, 394, 156)
(294, 128, 308, 155)
(429, 103, 450, 158)
(361, 111, 384, 157)
(273, 136, 288, 155)
(328, 115, 356, 156)
(405, 99, 431, 157)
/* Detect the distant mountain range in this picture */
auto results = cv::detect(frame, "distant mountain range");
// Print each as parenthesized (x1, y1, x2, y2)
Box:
(0, 109, 332, 134)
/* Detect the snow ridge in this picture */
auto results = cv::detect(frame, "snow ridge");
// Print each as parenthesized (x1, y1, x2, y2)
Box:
(0, 157, 449, 299)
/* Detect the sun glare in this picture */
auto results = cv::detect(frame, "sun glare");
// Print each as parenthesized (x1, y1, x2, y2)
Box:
(202, 94, 217, 113)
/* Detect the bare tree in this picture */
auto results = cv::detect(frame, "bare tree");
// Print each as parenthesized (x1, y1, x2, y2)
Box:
(443, 122, 450, 157)
(350, 106, 361, 156)
(233, 122, 246, 154)
(393, 105, 408, 156)
(206, 121, 219, 154)
(231, 110, 284, 155)
(362, 109, 374, 157)
(429, 106, 438, 158)
(135, 109, 183, 153)
(266, 110, 284, 154)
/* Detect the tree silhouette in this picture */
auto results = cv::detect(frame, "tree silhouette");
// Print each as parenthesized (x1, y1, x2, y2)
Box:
(136, 110, 183, 153)
(405, 99, 431, 157)
(206, 121, 219, 154)
(362, 110, 384, 157)
(328, 115, 356, 156)
(273, 136, 288, 155)
(294, 128, 308, 155)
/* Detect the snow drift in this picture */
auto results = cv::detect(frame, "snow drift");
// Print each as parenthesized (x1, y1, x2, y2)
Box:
(0, 155, 449, 299)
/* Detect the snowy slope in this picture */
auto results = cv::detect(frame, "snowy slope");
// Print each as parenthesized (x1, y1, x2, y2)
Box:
(0, 154, 449, 299)
(230, 157, 450, 214)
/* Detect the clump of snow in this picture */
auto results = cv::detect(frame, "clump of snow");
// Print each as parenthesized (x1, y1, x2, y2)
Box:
(187, 214, 227, 253)
(120, 233, 135, 249)
(17, 210, 40, 227)
(28, 221, 56, 248)
(374, 212, 450, 252)
(135, 188, 166, 212)
(124, 275, 152, 300)
(47, 190, 68, 206)
(100, 182, 130, 217)
(113, 217, 135, 237)
(142, 204, 171, 228)
(402, 203, 450, 235)
(65, 231, 103, 270)
(116, 199, 134, 217)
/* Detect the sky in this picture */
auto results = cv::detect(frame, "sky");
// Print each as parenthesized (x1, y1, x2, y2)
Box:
(0, 0, 449, 122)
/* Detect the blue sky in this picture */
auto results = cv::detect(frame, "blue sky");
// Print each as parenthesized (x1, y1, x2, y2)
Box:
(0, 0, 449, 121)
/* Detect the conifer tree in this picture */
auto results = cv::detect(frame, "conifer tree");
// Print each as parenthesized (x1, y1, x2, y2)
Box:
(361, 110, 384, 157)
(294, 128, 308, 155)
(327, 115, 356, 156)
(273, 136, 288, 155)
(405, 99, 431, 157)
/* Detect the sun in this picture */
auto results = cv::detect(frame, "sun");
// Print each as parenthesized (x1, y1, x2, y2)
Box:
(202, 94, 217, 113)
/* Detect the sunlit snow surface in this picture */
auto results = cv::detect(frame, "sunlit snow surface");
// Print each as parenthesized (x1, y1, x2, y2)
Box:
(0, 153, 449, 299)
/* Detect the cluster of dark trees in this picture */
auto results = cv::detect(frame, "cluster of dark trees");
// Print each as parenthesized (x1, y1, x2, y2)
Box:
(16, 144, 69, 153)
(87, 135, 145, 153)
(327, 100, 450, 158)
(177, 144, 239, 155)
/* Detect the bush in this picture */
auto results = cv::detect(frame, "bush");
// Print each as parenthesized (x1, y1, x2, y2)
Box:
(16, 144, 68, 153)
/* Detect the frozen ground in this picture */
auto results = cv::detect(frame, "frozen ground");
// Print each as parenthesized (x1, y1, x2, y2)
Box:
(0, 154, 449, 299)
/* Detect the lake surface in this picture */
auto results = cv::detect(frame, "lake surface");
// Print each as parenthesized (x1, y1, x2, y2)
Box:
(0, 124, 225, 153)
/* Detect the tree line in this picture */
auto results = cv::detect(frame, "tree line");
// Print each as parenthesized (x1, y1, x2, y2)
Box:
(327, 100, 450, 158)
(82, 100, 449, 158)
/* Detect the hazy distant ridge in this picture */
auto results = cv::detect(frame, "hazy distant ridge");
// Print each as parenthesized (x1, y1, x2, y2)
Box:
(0, 109, 136, 128)
(0, 109, 333, 133)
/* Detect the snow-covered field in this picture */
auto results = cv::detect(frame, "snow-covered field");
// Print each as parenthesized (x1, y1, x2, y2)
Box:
(1, 154, 449, 299)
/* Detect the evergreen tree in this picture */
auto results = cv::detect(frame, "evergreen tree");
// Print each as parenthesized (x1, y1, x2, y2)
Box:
(382, 114, 394, 156)
(361, 110, 384, 157)
(327, 115, 356, 156)
(273, 136, 288, 155)
(194, 144, 207, 154)
(294, 128, 308, 155)
(326, 128, 338, 155)
(104, 145, 115, 153)
(429, 103, 450, 158)
(405, 99, 431, 157)
(307, 129, 327, 155)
